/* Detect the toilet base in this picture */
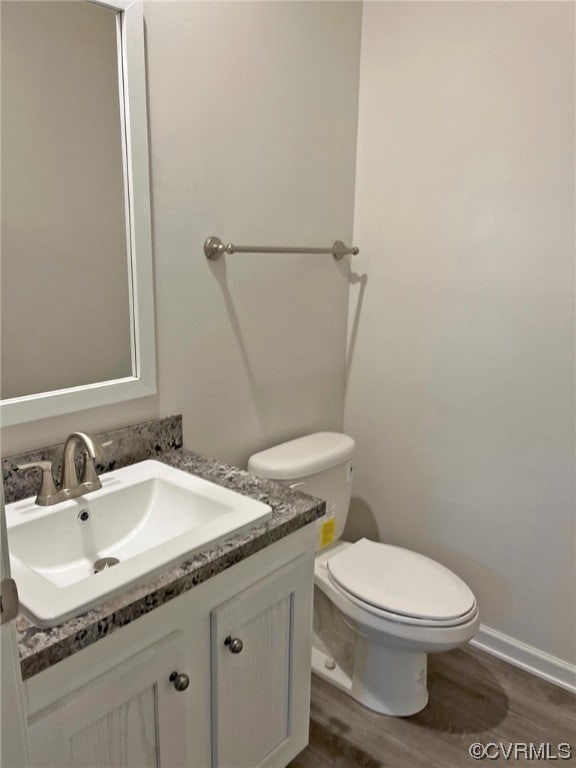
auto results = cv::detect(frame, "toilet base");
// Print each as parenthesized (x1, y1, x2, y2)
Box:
(311, 639, 429, 717)
(312, 542, 479, 717)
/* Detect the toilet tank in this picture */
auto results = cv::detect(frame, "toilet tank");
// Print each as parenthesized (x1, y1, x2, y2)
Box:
(247, 433, 355, 550)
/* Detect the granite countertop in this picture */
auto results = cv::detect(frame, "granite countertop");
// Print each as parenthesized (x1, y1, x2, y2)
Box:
(6, 419, 324, 681)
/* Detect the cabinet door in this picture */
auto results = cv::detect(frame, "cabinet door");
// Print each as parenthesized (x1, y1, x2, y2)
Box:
(211, 553, 314, 768)
(28, 633, 189, 768)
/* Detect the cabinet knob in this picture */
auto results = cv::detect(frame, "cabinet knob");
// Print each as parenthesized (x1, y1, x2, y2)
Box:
(224, 636, 244, 654)
(169, 671, 190, 691)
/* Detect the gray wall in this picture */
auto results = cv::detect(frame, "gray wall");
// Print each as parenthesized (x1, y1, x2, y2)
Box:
(345, 1, 575, 665)
(144, 0, 361, 467)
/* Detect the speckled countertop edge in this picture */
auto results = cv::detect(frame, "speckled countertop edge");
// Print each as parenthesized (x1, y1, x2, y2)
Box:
(16, 449, 324, 680)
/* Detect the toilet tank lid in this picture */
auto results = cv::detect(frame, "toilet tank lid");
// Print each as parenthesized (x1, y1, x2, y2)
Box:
(247, 432, 355, 480)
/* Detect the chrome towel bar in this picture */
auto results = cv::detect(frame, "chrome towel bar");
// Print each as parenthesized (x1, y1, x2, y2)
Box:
(204, 236, 359, 262)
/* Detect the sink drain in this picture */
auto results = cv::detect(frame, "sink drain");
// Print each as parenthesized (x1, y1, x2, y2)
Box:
(92, 557, 120, 574)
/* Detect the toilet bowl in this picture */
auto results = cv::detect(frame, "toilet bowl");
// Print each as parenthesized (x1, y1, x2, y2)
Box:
(248, 433, 480, 716)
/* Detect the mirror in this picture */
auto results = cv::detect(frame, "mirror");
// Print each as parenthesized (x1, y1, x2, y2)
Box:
(0, 0, 155, 427)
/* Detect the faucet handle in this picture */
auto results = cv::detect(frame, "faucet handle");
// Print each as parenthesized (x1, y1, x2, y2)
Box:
(17, 462, 58, 505)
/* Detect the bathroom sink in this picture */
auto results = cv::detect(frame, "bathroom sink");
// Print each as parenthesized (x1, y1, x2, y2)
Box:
(6, 460, 271, 627)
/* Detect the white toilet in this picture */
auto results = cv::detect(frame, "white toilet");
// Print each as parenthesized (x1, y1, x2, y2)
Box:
(248, 432, 480, 716)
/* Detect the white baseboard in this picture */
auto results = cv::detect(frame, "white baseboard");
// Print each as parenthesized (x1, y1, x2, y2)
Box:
(470, 625, 576, 695)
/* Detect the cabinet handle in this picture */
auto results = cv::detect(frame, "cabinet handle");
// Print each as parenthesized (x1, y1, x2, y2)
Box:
(169, 671, 190, 691)
(224, 636, 244, 654)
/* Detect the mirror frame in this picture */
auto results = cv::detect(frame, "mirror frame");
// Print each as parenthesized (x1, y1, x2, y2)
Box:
(0, 0, 156, 427)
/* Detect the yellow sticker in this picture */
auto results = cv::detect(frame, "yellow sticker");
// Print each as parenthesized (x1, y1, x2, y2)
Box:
(319, 517, 336, 548)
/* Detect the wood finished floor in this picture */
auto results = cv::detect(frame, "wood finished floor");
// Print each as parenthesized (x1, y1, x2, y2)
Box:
(289, 646, 576, 767)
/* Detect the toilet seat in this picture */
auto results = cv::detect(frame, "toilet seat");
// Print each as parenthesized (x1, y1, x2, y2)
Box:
(326, 574, 478, 628)
(327, 538, 477, 628)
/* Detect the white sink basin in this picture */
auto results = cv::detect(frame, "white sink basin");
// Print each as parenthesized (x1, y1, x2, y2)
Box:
(6, 460, 271, 627)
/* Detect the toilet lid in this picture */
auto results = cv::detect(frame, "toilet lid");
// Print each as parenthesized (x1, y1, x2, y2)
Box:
(327, 539, 475, 621)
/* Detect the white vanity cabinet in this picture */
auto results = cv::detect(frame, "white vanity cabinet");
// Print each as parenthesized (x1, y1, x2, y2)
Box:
(23, 526, 315, 768)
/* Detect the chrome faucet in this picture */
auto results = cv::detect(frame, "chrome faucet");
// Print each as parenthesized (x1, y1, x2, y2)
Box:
(18, 432, 106, 506)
